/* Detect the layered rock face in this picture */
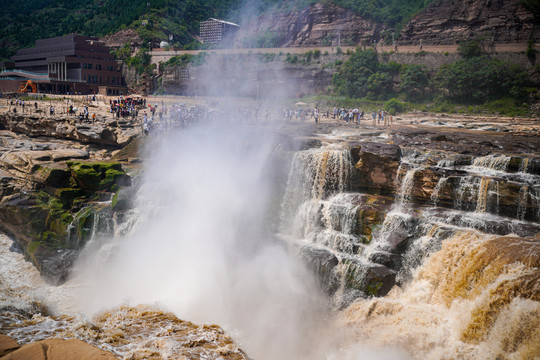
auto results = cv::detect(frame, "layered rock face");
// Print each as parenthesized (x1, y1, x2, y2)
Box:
(0, 113, 140, 284)
(235, 3, 387, 48)
(400, 0, 538, 44)
(160, 54, 334, 98)
(285, 118, 540, 303)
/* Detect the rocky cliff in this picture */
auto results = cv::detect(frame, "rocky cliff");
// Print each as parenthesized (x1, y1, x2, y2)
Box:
(399, 0, 539, 44)
(235, 3, 387, 48)
(159, 53, 334, 98)
(0, 112, 141, 284)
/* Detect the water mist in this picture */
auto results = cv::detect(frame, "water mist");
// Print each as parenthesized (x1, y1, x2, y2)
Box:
(74, 121, 336, 359)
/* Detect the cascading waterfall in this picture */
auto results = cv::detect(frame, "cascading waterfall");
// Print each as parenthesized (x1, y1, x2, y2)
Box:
(397, 168, 417, 203)
(454, 176, 501, 214)
(430, 176, 448, 206)
(517, 185, 529, 220)
(518, 157, 530, 173)
(339, 230, 540, 360)
(472, 154, 511, 172)
(281, 147, 353, 231)
(2, 119, 540, 360)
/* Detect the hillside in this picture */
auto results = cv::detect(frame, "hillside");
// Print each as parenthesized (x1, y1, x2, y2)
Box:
(0, 0, 242, 60)
(0, 0, 436, 60)
(0, 0, 537, 61)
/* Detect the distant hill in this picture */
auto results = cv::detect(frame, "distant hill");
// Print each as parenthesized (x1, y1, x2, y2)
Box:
(0, 0, 437, 60)
(0, 0, 242, 59)
(1, 0, 536, 60)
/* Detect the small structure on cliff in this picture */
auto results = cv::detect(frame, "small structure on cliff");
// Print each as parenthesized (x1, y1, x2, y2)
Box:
(200, 18, 239, 47)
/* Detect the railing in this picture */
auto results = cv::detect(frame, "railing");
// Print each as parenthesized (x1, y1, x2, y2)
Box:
(0, 70, 87, 83)
(0, 69, 49, 78)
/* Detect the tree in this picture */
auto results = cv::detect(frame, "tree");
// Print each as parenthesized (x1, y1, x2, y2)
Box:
(434, 56, 529, 103)
(457, 38, 485, 59)
(400, 64, 430, 101)
(366, 72, 394, 100)
(333, 49, 380, 98)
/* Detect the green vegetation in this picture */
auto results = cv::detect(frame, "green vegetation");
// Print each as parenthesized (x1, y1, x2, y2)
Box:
(400, 64, 430, 101)
(332, 48, 399, 100)
(1, 0, 438, 60)
(457, 37, 485, 59)
(162, 52, 207, 68)
(384, 98, 405, 115)
(0, 0, 244, 60)
(434, 56, 529, 103)
(330, 41, 534, 116)
(67, 161, 130, 191)
(526, 38, 536, 60)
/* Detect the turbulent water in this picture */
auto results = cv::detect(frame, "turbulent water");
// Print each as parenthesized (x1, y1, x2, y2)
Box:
(1, 122, 540, 359)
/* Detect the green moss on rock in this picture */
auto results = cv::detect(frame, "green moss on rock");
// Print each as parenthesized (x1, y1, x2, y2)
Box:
(67, 161, 130, 191)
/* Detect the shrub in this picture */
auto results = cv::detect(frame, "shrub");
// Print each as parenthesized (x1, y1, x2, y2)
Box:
(384, 98, 405, 115)
(400, 64, 430, 101)
(457, 37, 485, 59)
(434, 56, 529, 103)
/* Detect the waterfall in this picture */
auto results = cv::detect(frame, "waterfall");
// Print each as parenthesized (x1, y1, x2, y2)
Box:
(338, 231, 540, 359)
(472, 155, 511, 172)
(516, 185, 528, 221)
(281, 147, 353, 229)
(397, 169, 417, 203)
(454, 176, 500, 214)
(475, 177, 491, 213)
(430, 176, 448, 206)
(518, 157, 530, 173)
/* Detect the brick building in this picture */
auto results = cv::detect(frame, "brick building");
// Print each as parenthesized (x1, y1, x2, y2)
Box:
(0, 34, 126, 95)
(200, 18, 239, 47)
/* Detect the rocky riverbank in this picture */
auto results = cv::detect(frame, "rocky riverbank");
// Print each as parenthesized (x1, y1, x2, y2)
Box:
(0, 103, 538, 359)
(0, 109, 141, 284)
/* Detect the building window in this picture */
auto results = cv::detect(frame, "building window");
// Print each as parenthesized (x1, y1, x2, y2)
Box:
(88, 63, 92, 69)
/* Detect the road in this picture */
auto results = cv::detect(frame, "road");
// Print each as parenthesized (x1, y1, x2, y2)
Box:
(150, 42, 538, 64)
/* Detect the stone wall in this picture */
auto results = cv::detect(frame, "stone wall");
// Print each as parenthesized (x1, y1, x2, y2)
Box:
(155, 50, 537, 97)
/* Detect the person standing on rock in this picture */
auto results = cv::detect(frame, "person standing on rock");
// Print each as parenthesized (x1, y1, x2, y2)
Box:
(92, 113, 96, 124)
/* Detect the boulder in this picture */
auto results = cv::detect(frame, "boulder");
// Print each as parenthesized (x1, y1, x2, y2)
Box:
(350, 142, 402, 195)
(0, 335, 19, 357)
(299, 245, 339, 293)
(342, 258, 396, 297)
(0, 338, 117, 360)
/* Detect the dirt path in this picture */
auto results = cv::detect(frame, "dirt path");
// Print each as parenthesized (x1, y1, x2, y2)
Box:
(150, 42, 537, 61)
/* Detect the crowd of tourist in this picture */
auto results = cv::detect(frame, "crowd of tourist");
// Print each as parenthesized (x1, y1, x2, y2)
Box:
(2, 93, 399, 137)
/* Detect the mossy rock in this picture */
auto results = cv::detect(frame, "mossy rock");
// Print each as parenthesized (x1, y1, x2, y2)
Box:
(54, 188, 85, 207)
(67, 161, 131, 191)
(111, 186, 135, 211)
